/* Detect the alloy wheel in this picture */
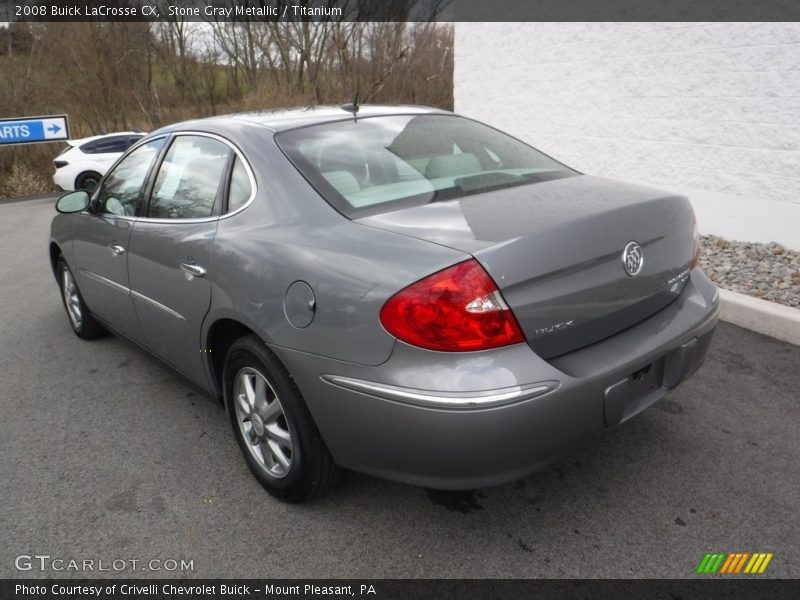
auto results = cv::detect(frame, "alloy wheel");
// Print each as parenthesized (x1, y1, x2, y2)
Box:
(233, 367, 294, 479)
(62, 267, 83, 329)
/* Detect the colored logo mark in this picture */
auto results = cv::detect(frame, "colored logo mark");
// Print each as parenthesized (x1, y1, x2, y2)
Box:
(696, 552, 773, 574)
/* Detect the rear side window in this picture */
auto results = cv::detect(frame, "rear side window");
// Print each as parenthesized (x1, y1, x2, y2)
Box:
(126, 135, 144, 148)
(148, 135, 231, 219)
(227, 158, 252, 213)
(276, 114, 577, 218)
(81, 136, 129, 154)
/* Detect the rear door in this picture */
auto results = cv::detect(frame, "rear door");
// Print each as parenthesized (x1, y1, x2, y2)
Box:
(127, 134, 234, 384)
(72, 137, 166, 340)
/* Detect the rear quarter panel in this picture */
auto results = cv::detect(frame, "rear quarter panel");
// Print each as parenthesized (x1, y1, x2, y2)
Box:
(205, 124, 469, 367)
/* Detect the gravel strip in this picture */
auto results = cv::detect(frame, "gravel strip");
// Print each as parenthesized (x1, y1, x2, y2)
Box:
(699, 235, 800, 309)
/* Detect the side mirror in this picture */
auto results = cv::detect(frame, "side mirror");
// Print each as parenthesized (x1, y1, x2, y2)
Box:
(55, 190, 90, 214)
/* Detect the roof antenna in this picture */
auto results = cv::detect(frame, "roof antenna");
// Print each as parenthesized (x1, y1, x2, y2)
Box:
(340, 89, 360, 123)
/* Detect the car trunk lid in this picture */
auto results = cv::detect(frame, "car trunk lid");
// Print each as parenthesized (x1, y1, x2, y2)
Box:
(359, 175, 696, 359)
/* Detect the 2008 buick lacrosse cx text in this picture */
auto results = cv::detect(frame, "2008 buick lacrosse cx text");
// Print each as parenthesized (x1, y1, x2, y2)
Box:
(50, 105, 718, 503)
(21, 5, 147, 18)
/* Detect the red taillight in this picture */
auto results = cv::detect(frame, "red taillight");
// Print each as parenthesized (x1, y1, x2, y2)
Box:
(380, 259, 525, 352)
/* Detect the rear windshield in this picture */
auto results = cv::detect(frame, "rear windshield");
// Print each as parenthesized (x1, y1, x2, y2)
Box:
(276, 114, 578, 218)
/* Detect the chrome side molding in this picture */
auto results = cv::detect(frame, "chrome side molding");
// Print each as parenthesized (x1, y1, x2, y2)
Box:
(320, 374, 557, 409)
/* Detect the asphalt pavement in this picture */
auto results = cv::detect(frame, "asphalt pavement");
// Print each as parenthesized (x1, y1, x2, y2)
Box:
(1, 195, 798, 578)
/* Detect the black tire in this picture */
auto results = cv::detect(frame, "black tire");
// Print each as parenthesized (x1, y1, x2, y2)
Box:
(75, 171, 102, 193)
(223, 335, 339, 502)
(56, 258, 107, 340)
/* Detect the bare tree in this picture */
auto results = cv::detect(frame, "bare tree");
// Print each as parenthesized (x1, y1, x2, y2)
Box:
(1, 15, 453, 193)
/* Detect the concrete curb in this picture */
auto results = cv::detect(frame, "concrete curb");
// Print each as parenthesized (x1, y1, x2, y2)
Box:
(719, 288, 800, 346)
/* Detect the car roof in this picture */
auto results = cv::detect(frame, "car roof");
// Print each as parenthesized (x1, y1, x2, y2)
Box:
(153, 105, 451, 136)
(67, 131, 145, 146)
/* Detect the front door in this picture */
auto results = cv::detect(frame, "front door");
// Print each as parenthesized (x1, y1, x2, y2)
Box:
(72, 138, 166, 341)
(127, 134, 232, 385)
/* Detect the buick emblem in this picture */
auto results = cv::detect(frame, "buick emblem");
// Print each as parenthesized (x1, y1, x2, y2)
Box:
(622, 241, 644, 276)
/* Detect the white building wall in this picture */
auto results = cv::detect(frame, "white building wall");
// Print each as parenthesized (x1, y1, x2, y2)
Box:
(454, 23, 800, 249)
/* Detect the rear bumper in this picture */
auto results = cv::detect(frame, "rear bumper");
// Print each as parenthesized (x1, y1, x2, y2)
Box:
(52, 169, 72, 191)
(275, 268, 719, 490)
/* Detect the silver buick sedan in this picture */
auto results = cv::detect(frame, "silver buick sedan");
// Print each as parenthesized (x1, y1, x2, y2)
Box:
(50, 106, 719, 502)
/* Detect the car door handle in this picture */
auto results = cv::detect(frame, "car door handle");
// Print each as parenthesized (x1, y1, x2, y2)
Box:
(180, 262, 207, 278)
(107, 243, 126, 256)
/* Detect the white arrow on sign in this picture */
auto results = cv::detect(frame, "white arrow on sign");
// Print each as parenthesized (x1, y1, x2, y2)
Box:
(42, 117, 68, 139)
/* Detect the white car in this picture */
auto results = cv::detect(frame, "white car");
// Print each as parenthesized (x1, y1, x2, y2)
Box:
(52, 132, 146, 192)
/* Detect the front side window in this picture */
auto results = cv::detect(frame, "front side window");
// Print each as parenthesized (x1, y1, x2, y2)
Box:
(96, 138, 165, 216)
(148, 136, 231, 219)
(276, 114, 577, 218)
